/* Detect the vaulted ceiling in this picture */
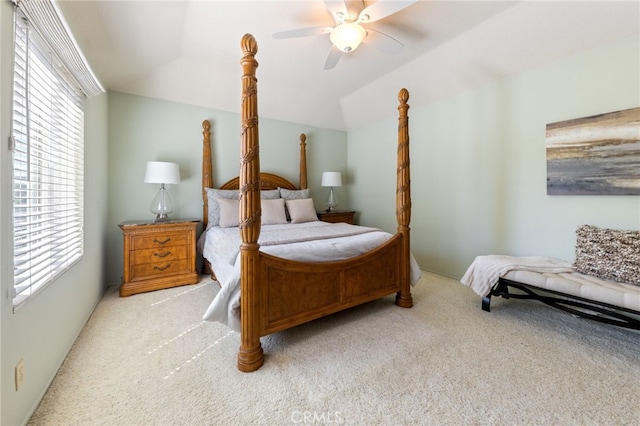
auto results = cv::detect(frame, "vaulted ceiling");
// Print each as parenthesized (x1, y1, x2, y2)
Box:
(57, 1, 640, 131)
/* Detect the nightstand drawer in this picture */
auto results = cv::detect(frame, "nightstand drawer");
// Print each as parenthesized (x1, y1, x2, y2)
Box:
(132, 259, 191, 280)
(133, 245, 188, 265)
(132, 232, 189, 250)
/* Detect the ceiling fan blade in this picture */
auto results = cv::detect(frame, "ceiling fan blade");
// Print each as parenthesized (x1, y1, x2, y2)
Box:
(272, 26, 333, 39)
(343, 0, 365, 21)
(323, 45, 343, 70)
(362, 28, 404, 54)
(323, 0, 347, 23)
(357, 0, 418, 23)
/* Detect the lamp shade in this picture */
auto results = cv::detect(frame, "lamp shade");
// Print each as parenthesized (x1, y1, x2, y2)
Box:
(330, 22, 366, 53)
(321, 171, 342, 187)
(144, 161, 180, 184)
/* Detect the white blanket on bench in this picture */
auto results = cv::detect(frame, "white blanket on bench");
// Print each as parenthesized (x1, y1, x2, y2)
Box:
(461, 255, 575, 297)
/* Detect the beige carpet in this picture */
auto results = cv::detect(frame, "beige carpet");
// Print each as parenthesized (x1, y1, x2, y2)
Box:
(28, 271, 640, 425)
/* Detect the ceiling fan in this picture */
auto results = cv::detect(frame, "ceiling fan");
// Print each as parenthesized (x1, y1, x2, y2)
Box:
(272, 0, 418, 70)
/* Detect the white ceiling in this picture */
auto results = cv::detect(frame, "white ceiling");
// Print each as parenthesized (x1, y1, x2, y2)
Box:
(57, 0, 640, 131)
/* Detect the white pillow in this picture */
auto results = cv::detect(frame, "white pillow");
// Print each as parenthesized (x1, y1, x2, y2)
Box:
(279, 188, 310, 220)
(206, 188, 238, 227)
(206, 188, 280, 227)
(285, 198, 318, 223)
(217, 197, 239, 228)
(260, 188, 281, 200)
(279, 187, 309, 200)
(261, 198, 288, 225)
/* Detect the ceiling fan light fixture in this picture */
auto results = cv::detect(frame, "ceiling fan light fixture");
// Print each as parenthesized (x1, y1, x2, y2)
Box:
(330, 22, 366, 53)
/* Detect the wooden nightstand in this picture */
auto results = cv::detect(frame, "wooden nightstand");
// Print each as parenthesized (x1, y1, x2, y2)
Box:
(119, 219, 200, 297)
(316, 210, 356, 224)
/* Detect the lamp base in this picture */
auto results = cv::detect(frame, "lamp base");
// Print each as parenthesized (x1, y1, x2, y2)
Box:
(326, 187, 338, 213)
(149, 184, 174, 223)
(154, 214, 171, 223)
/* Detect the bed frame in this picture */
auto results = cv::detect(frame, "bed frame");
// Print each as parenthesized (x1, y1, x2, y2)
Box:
(201, 33, 413, 372)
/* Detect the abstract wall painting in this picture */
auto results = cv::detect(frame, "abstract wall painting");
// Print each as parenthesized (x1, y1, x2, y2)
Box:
(546, 107, 640, 195)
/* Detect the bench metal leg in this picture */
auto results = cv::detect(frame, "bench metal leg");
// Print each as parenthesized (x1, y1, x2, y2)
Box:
(482, 295, 491, 312)
(484, 278, 640, 330)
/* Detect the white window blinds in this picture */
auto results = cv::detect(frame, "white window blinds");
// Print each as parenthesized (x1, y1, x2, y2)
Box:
(11, 9, 85, 309)
(14, 0, 104, 98)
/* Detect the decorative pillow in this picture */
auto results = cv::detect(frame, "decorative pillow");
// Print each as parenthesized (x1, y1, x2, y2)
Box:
(260, 188, 281, 200)
(206, 188, 280, 227)
(574, 224, 640, 286)
(285, 198, 318, 224)
(261, 198, 287, 225)
(279, 188, 309, 200)
(279, 188, 310, 220)
(217, 197, 240, 228)
(206, 188, 239, 227)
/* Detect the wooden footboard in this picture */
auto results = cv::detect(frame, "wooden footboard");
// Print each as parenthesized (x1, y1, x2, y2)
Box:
(258, 234, 405, 335)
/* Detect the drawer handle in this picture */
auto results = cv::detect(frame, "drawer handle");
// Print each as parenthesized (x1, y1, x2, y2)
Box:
(153, 264, 172, 271)
(154, 237, 171, 245)
(153, 251, 171, 258)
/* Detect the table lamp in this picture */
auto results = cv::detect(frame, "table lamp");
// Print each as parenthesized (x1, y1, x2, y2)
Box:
(321, 171, 342, 212)
(144, 161, 180, 222)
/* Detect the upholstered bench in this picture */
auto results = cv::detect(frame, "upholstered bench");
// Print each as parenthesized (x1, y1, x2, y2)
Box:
(461, 225, 640, 330)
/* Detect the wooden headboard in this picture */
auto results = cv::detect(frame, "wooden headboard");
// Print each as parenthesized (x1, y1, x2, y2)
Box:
(218, 173, 297, 191)
(201, 120, 308, 228)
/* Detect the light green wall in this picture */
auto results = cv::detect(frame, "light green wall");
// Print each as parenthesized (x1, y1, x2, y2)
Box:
(106, 91, 348, 286)
(349, 35, 640, 279)
(0, 2, 110, 424)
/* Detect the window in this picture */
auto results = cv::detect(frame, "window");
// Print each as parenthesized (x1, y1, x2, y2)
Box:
(11, 10, 85, 309)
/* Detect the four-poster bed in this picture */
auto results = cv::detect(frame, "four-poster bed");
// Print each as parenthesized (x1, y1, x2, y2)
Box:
(200, 34, 416, 372)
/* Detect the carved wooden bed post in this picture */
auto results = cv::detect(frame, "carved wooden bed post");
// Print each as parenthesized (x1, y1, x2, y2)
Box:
(299, 133, 307, 189)
(201, 120, 212, 228)
(395, 88, 413, 308)
(237, 33, 264, 372)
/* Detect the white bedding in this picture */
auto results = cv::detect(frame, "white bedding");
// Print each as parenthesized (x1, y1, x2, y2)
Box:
(201, 221, 421, 331)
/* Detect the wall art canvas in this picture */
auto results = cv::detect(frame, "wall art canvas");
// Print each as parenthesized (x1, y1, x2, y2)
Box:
(546, 107, 640, 195)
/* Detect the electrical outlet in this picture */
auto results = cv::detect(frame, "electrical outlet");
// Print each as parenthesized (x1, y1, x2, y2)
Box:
(15, 359, 25, 391)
